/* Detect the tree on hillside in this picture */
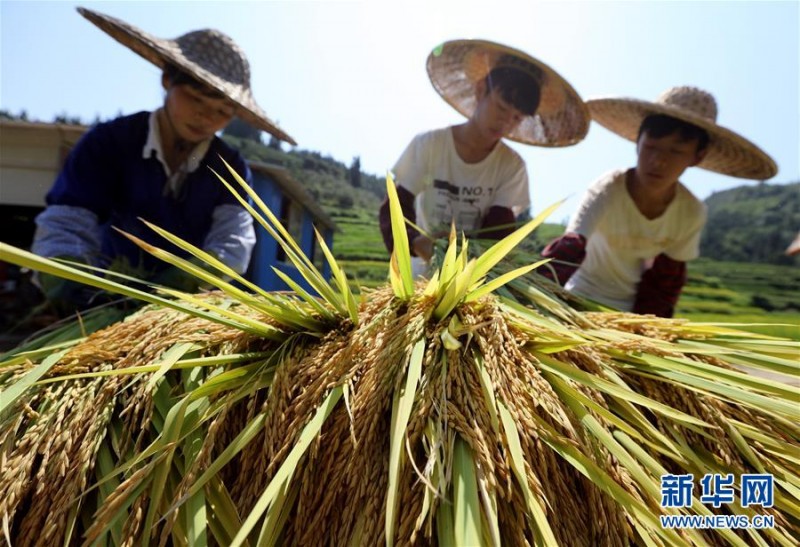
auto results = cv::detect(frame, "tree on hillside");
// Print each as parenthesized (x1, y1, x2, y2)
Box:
(268, 134, 283, 150)
(223, 117, 262, 143)
(349, 156, 361, 188)
(54, 113, 83, 125)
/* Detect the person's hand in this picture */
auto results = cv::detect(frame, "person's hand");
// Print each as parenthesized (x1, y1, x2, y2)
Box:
(411, 230, 451, 262)
(411, 235, 434, 262)
(38, 258, 111, 315)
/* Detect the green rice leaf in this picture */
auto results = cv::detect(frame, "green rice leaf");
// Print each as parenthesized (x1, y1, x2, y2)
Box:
(534, 352, 713, 428)
(0, 348, 68, 414)
(231, 385, 343, 547)
(386, 338, 425, 546)
(146, 342, 198, 391)
(0, 243, 266, 334)
(453, 437, 483, 546)
(205, 476, 246, 547)
(256, 478, 300, 547)
(141, 396, 190, 547)
(498, 402, 559, 546)
(436, 495, 455, 547)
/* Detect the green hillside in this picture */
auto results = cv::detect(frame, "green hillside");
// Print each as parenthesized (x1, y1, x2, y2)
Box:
(700, 181, 799, 265)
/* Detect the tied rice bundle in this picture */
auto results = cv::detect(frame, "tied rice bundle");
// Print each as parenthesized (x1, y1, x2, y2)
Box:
(0, 168, 797, 546)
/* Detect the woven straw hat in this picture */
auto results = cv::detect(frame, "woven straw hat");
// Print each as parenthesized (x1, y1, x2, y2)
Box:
(426, 39, 590, 147)
(587, 86, 777, 180)
(78, 7, 296, 145)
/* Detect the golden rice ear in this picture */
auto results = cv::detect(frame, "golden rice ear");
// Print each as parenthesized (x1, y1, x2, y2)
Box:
(0, 164, 798, 545)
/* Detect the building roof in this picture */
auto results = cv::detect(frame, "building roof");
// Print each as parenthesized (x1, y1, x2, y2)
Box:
(249, 161, 338, 232)
(1, 121, 337, 232)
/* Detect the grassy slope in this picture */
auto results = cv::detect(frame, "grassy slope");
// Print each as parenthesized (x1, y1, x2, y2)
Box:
(677, 259, 800, 338)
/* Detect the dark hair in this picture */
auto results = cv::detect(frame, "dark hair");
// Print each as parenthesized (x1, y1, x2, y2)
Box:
(162, 64, 226, 99)
(638, 114, 710, 153)
(483, 56, 542, 116)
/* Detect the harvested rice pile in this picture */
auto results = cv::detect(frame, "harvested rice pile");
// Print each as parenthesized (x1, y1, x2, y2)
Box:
(0, 174, 797, 546)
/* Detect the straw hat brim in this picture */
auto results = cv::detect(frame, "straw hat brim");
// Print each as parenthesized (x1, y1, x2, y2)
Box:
(426, 39, 590, 147)
(78, 7, 296, 145)
(587, 97, 777, 180)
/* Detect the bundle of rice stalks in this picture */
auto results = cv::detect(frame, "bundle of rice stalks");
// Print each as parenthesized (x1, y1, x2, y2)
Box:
(0, 167, 797, 546)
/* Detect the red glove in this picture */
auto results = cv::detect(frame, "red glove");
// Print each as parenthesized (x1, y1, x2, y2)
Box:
(633, 253, 687, 318)
(539, 233, 587, 285)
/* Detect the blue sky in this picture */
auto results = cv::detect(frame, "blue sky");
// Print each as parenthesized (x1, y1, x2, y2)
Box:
(1, 0, 798, 221)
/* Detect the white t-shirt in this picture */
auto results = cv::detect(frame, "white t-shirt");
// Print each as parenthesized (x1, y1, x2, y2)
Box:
(565, 168, 707, 311)
(393, 127, 530, 235)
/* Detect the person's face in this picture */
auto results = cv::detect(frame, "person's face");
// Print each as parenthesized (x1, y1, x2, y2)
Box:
(472, 83, 527, 142)
(636, 131, 706, 189)
(162, 77, 236, 143)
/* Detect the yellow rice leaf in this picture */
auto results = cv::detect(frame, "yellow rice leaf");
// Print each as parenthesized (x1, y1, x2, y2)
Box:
(271, 268, 336, 323)
(314, 227, 359, 324)
(433, 259, 477, 320)
(473, 353, 500, 436)
(464, 259, 550, 303)
(219, 160, 314, 273)
(211, 166, 343, 310)
(468, 200, 563, 288)
(385, 173, 414, 299)
(438, 223, 459, 287)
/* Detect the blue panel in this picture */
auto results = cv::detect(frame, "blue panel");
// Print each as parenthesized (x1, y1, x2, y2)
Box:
(247, 170, 336, 295)
(248, 173, 281, 291)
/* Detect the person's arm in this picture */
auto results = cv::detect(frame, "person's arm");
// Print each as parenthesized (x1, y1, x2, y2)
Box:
(31, 123, 120, 311)
(32, 206, 103, 263)
(480, 151, 529, 240)
(476, 206, 517, 239)
(202, 157, 257, 274)
(202, 204, 256, 273)
(634, 196, 707, 317)
(380, 133, 431, 256)
(32, 122, 119, 262)
(633, 253, 687, 317)
(537, 173, 615, 285)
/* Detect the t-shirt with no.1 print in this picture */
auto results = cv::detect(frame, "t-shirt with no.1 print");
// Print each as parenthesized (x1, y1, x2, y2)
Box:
(565, 168, 707, 311)
(392, 127, 530, 236)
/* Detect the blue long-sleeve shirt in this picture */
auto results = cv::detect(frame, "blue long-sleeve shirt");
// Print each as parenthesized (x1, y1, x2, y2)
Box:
(33, 111, 256, 276)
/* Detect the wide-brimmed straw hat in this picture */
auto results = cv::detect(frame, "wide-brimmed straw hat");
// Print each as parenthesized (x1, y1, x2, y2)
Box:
(77, 7, 296, 145)
(587, 86, 777, 180)
(426, 39, 590, 147)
